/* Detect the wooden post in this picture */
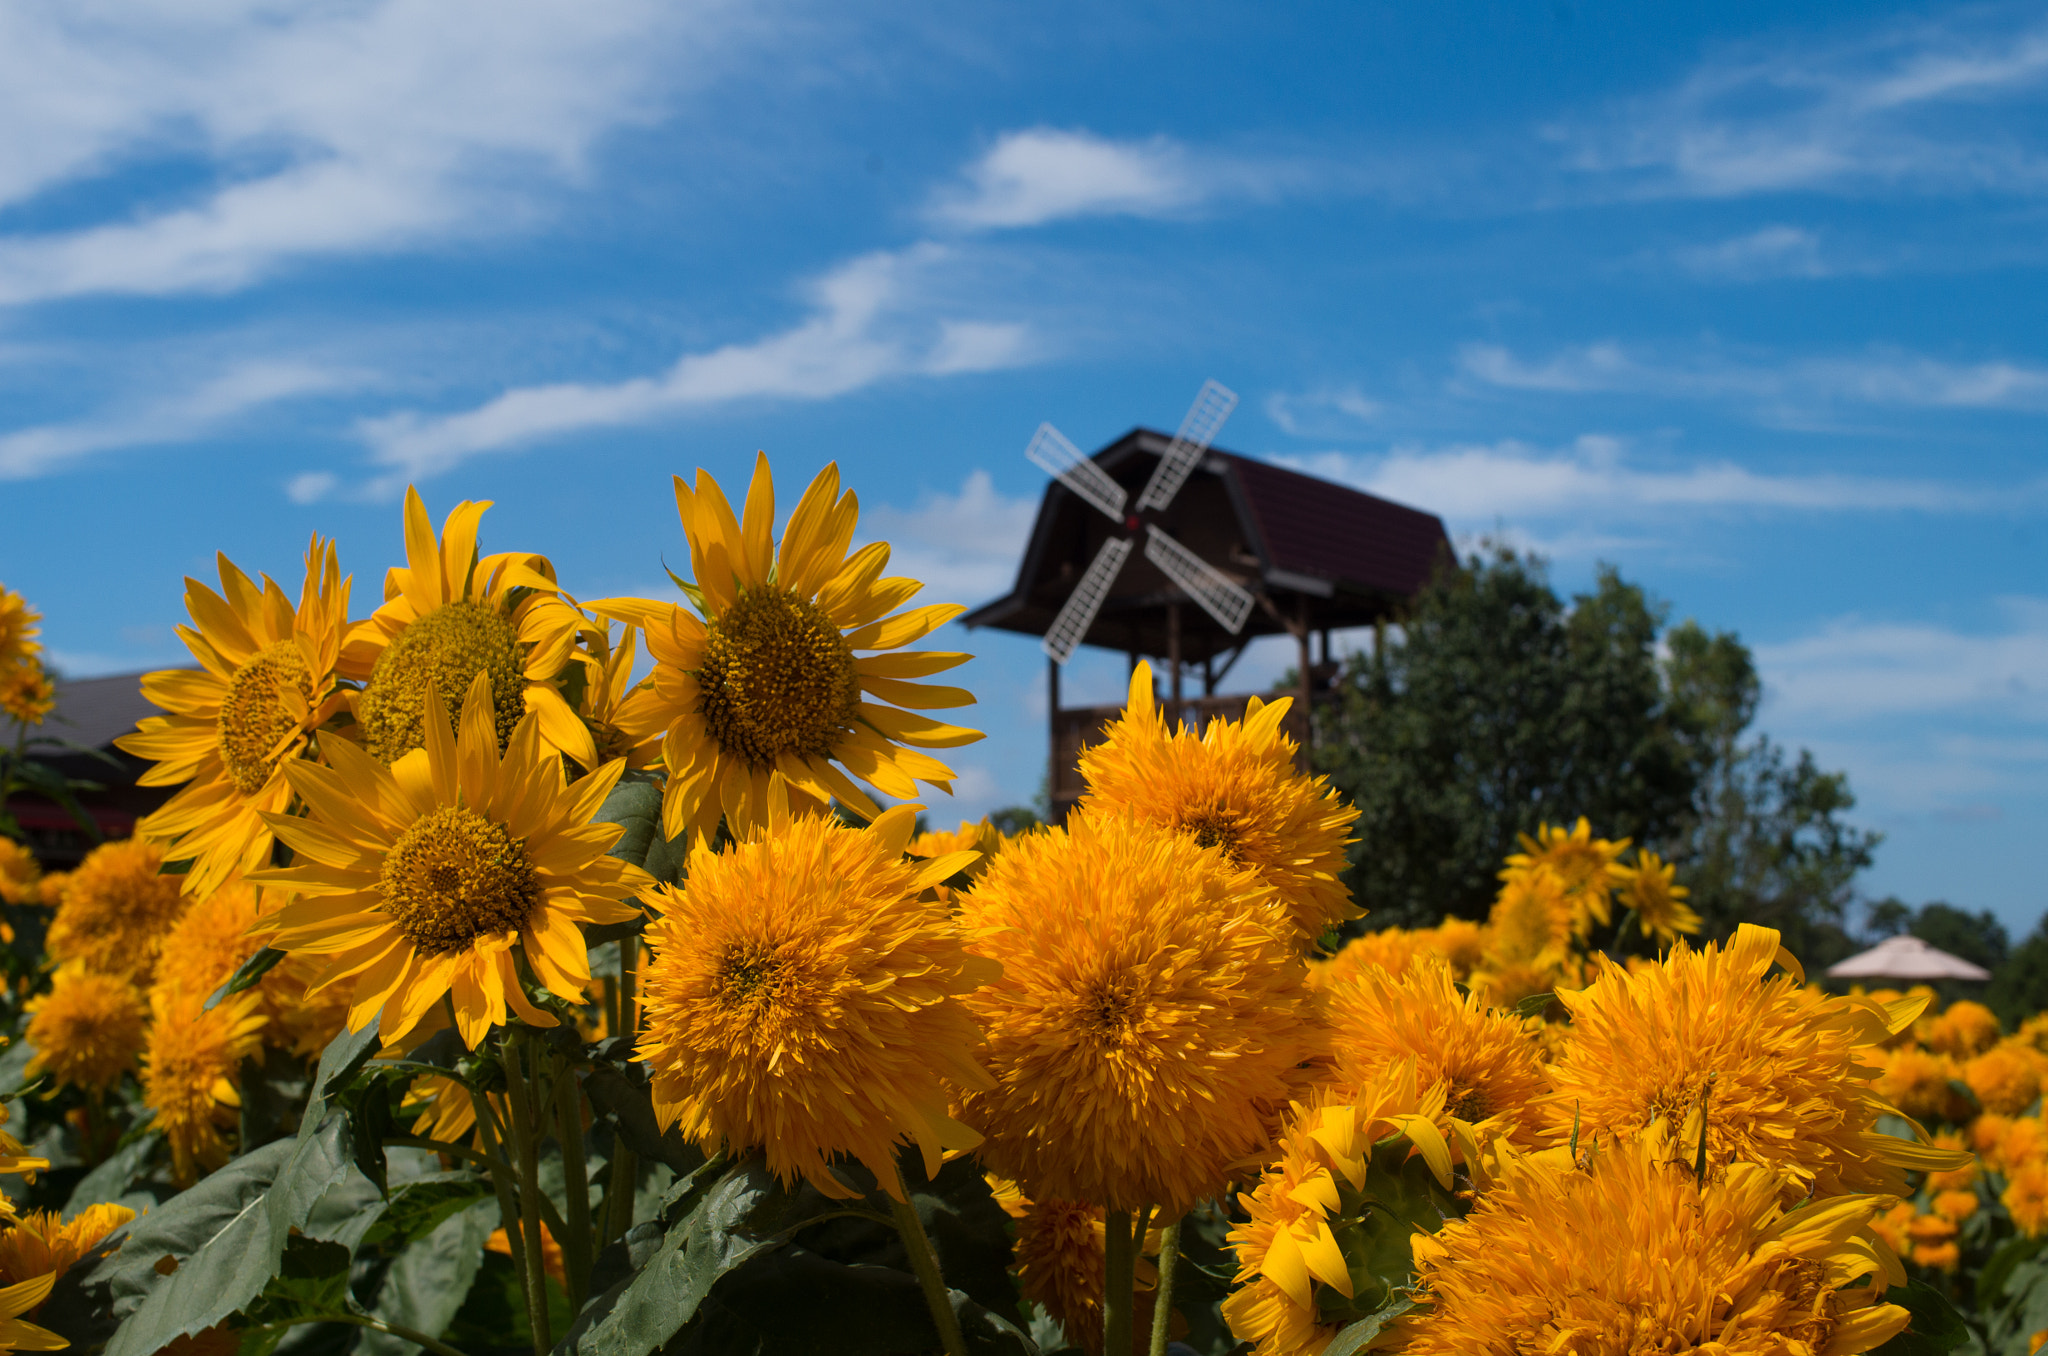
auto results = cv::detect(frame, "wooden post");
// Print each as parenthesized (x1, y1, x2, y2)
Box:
(1296, 596, 1314, 753)
(1047, 654, 1061, 822)
(1167, 602, 1183, 723)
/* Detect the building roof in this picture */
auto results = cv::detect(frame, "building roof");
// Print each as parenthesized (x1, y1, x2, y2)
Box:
(962, 427, 1452, 661)
(1825, 934, 1993, 982)
(1, 671, 166, 753)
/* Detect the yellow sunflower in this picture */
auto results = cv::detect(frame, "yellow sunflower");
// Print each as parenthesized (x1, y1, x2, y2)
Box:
(955, 810, 1318, 1216)
(114, 540, 351, 898)
(25, 964, 147, 1093)
(341, 487, 593, 768)
(0, 1203, 136, 1288)
(153, 877, 343, 1057)
(0, 661, 54, 728)
(1606, 849, 1700, 946)
(45, 838, 189, 987)
(637, 797, 994, 1200)
(0, 589, 41, 670)
(590, 455, 981, 843)
(1078, 662, 1358, 941)
(1546, 924, 1969, 1199)
(1967, 1044, 2044, 1117)
(0, 842, 38, 908)
(2008, 1162, 2048, 1237)
(255, 674, 649, 1049)
(1500, 817, 1627, 940)
(569, 619, 660, 770)
(141, 986, 267, 1186)
(1878, 1046, 1966, 1126)
(1327, 957, 1549, 1147)
(988, 1177, 1164, 1356)
(0, 1273, 64, 1353)
(1927, 1000, 2002, 1058)
(1395, 1135, 1908, 1355)
(0, 1104, 46, 1181)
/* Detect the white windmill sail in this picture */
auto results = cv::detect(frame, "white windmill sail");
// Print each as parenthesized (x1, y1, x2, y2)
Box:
(1144, 525, 1254, 634)
(1137, 379, 1238, 512)
(1041, 536, 1134, 664)
(1025, 423, 1127, 522)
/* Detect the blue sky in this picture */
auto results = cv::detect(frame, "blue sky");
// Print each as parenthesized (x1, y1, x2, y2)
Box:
(3, 0, 2046, 931)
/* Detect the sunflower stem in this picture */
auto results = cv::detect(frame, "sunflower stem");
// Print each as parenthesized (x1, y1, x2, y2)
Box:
(1103, 1206, 1137, 1356)
(887, 1188, 969, 1356)
(500, 1032, 553, 1356)
(452, 1004, 528, 1326)
(552, 1048, 595, 1314)
(1146, 1217, 1183, 1356)
(600, 936, 640, 1247)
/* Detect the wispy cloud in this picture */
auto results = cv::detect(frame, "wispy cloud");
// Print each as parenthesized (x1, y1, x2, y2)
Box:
(1264, 385, 1383, 437)
(0, 0, 746, 304)
(1556, 10, 2048, 199)
(1283, 435, 2019, 524)
(860, 469, 1037, 605)
(1672, 224, 1835, 280)
(1458, 340, 2048, 414)
(1755, 599, 2048, 725)
(352, 245, 1033, 487)
(928, 126, 1292, 230)
(0, 359, 360, 479)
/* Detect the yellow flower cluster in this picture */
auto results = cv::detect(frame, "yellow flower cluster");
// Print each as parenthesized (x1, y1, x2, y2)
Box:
(0, 586, 54, 728)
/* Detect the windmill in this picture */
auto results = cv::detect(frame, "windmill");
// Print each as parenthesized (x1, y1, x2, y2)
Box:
(1025, 379, 1256, 665)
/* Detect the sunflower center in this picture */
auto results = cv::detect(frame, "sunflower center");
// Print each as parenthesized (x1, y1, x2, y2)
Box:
(1179, 808, 1244, 864)
(358, 602, 525, 764)
(379, 806, 541, 956)
(1080, 976, 1141, 1047)
(697, 586, 859, 770)
(1446, 1083, 1488, 1123)
(714, 942, 788, 1012)
(217, 641, 315, 795)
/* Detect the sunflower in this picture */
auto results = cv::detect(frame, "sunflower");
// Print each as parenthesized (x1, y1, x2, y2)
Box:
(0, 1273, 64, 1354)
(0, 661, 53, 728)
(590, 455, 980, 843)
(1927, 1000, 2002, 1059)
(1078, 662, 1358, 941)
(0, 1104, 45, 1181)
(568, 619, 660, 770)
(113, 541, 351, 898)
(487, 1220, 565, 1286)
(341, 487, 593, 769)
(0, 589, 41, 670)
(254, 674, 651, 1049)
(1500, 817, 1627, 940)
(140, 985, 266, 1186)
(1932, 1188, 1979, 1223)
(1307, 927, 1434, 989)
(989, 1178, 1163, 1356)
(1221, 1064, 1454, 1356)
(151, 877, 340, 1056)
(1877, 1047, 1967, 1126)
(24, 964, 147, 1092)
(2004, 1118, 2048, 1173)
(0, 842, 38, 908)
(1606, 849, 1700, 946)
(1545, 925, 1969, 1200)
(45, 838, 189, 986)
(2008, 1162, 2048, 1237)
(1967, 1044, 2044, 1117)
(1394, 1135, 1909, 1355)
(638, 797, 993, 1200)
(1326, 957, 1549, 1147)
(955, 810, 1318, 1216)
(0, 1203, 136, 1288)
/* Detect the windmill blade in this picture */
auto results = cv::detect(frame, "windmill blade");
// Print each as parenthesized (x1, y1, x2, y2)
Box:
(1026, 422, 1127, 522)
(1144, 525, 1254, 635)
(1136, 379, 1238, 512)
(1042, 536, 1134, 664)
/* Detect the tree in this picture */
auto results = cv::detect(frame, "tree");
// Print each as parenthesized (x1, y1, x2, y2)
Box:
(1314, 547, 1880, 955)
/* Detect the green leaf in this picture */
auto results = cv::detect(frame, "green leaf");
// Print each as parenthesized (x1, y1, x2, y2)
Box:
(1977, 1232, 2048, 1309)
(1323, 1296, 1414, 1356)
(96, 1113, 356, 1356)
(238, 1235, 352, 1327)
(593, 776, 685, 887)
(205, 948, 286, 1011)
(1871, 1279, 1971, 1356)
(357, 1173, 496, 1256)
(64, 1134, 162, 1215)
(299, 1017, 382, 1139)
(357, 1197, 499, 1356)
(584, 1059, 706, 1176)
(0, 1030, 37, 1099)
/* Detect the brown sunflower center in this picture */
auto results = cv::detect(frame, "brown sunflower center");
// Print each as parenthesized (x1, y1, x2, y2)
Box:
(216, 640, 315, 795)
(1446, 1083, 1488, 1123)
(1179, 808, 1245, 864)
(379, 806, 541, 956)
(714, 942, 788, 1012)
(696, 586, 859, 770)
(358, 601, 524, 764)
(1079, 976, 1141, 1047)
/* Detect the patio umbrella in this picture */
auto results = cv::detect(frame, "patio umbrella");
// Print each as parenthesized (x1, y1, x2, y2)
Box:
(1826, 934, 1992, 983)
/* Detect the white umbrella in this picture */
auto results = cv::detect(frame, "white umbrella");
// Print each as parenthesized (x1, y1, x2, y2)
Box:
(1826, 934, 1992, 983)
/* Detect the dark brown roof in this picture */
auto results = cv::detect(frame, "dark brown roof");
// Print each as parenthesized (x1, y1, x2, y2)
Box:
(0, 671, 166, 751)
(963, 428, 1452, 661)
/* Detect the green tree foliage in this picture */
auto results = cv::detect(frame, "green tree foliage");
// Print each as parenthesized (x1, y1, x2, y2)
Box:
(1313, 548, 1880, 959)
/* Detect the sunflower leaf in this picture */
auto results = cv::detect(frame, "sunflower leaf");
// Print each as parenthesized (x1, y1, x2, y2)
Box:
(1870, 1278, 1969, 1355)
(593, 775, 686, 889)
(1324, 1295, 1416, 1356)
(355, 1196, 498, 1356)
(206, 947, 286, 1010)
(300, 1017, 382, 1139)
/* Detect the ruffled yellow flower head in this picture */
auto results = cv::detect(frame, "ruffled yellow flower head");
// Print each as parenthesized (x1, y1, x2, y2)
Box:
(0, 841, 39, 908)
(1327, 957, 1550, 1148)
(45, 837, 189, 987)
(955, 810, 1320, 1216)
(1222, 1063, 1454, 1356)
(1500, 817, 1627, 941)
(1606, 848, 1701, 946)
(1079, 662, 1359, 941)
(1395, 1135, 1910, 1354)
(154, 878, 345, 1058)
(1927, 999, 2002, 1059)
(342, 487, 594, 769)
(141, 986, 267, 1186)
(0, 660, 54, 728)
(115, 539, 351, 897)
(0, 1202, 135, 1288)
(591, 454, 981, 844)
(1547, 924, 1970, 1199)
(1968, 1043, 2044, 1117)
(25, 963, 148, 1093)
(255, 673, 652, 1049)
(637, 797, 995, 1200)
(0, 588, 41, 670)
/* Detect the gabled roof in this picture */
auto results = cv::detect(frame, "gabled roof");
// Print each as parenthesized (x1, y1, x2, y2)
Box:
(962, 428, 1451, 660)
(0, 671, 165, 752)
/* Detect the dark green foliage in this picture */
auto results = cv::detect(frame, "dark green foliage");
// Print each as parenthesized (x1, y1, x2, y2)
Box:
(1315, 547, 1879, 954)
(1993, 921, 2048, 1029)
(1871, 1279, 1971, 1354)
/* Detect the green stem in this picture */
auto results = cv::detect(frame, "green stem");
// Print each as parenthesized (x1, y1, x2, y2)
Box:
(449, 1003, 526, 1309)
(887, 1190, 969, 1356)
(1103, 1206, 1137, 1356)
(1146, 1217, 1183, 1356)
(553, 1050, 595, 1313)
(600, 936, 641, 1247)
(260, 1311, 472, 1356)
(384, 1136, 497, 1173)
(500, 1033, 553, 1356)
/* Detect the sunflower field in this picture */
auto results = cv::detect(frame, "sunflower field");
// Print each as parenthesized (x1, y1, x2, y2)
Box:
(0, 456, 2042, 1355)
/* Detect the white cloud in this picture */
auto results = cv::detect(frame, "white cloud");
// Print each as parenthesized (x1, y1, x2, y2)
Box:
(1754, 600, 2048, 724)
(0, 358, 358, 479)
(1457, 340, 2048, 414)
(1265, 384, 1383, 437)
(0, 0, 741, 303)
(357, 245, 1034, 482)
(1558, 12, 2048, 199)
(1672, 225, 1833, 280)
(861, 469, 1037, 606)
(1283, 435, 2011, 523)
(930, 127, 1209, 229)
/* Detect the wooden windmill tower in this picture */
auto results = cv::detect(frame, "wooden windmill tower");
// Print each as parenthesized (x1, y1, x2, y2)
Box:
(962, 382, 1454, 821)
